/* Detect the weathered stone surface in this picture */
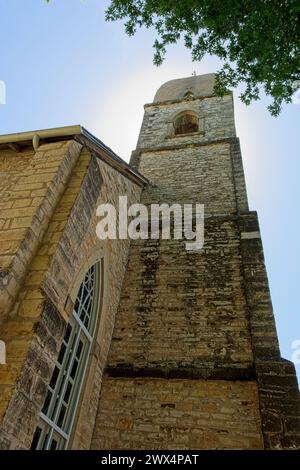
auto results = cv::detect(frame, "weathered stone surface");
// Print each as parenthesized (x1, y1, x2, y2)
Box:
(0, 140, 83, 320)
(256, 359, 300, 449)
(135, 94, 236, 153)
(0, 140, 142, 449)
(106, 216, 254, 371)
(154, 73, 215, 102)
(1, 74, 299, 450)
(93, 75, 300, 450)
(0, 300, 66, 449)
(91, 377, 263, 450)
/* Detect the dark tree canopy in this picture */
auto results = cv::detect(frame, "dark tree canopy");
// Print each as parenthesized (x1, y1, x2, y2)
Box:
(106, 0, 300, 115)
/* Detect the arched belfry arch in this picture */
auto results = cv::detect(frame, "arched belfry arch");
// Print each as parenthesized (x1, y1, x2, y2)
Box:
(173, 110, 199, 135)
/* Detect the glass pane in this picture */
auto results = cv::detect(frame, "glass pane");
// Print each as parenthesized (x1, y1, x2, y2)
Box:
(49, 366, 60, 390)
(64, 324, 72, 344)
(76, 341, 83, 360)
(50, 396, 60, 421)
(57, 343, 66, 365)
(63, 381, 72, 404)
(70, 359, 79, 380)
(74, 297, 80, 314)
(80, 308, 86, 322)
(82, 286, 89, 302)
(41, 390, 52, 415)
(30, 426, 42, 450)
(57, 404, 67, 428)
(41, 431, 50, 450)
(50, 438, 58, 450)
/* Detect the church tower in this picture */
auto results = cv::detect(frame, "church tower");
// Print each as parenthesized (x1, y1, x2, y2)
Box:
(91, 74, 300, 449)
(0, 74, 299, 450)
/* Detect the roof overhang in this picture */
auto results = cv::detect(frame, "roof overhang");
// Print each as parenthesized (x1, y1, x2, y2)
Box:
(0, 125, 148, 187)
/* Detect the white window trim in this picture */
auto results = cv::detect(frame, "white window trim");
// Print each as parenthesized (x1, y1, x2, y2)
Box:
(31, 262, 102, 450)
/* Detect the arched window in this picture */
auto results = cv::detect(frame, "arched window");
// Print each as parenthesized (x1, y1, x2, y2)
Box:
(31, 262, 102, 450)
(174, 112, 199, 135)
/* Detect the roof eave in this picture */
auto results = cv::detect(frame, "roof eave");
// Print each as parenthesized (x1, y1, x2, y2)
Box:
(0, 125, 148, 186)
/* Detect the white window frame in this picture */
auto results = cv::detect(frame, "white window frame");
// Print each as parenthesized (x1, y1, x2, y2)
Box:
(31, 261, 102, 450)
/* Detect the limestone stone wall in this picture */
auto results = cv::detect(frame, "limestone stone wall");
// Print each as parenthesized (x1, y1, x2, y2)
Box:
(238, 212, 300, 448)
(93, 76, 300, 450)
(92, 86, 262, 449)
(136, 95, 235, 151)
(105, 216, 253, 373)
(0, 141, 143, 449)
(1, 74, 299, 451)
(138, 144, 237, 212)
(0, 141, 83, 322)
(92, 377, 263, 450)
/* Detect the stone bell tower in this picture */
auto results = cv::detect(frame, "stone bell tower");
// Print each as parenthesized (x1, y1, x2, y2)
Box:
(91, 74, 300, 450)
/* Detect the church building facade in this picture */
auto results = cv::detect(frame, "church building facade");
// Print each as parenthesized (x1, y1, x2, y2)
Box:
(0, 74, 299, 450)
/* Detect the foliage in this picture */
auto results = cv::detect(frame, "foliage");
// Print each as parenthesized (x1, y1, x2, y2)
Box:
(105, 0, 300, 115)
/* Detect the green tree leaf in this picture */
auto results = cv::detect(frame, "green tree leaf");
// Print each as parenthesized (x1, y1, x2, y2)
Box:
(105, 0, 300, 115)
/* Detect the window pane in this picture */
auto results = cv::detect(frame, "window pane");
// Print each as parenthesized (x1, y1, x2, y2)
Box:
(41, 390, 52, 415)
(49, 366, 60, 390)
(30, 426, 42, 450)
(57, 404, 67, 428)
(63, 381, 72, 404)
(76, 341, 83, 360)
(70, 359, 79, 380)
(41, 431, 50, 450)
(50, 438, 58, 450)
(57, 343, 67, 365)
(64, 324, 72, 344)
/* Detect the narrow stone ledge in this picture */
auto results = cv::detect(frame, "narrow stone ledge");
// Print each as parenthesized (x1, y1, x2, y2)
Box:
(137, 136, 236, 154)
(104, 364, 256, 381)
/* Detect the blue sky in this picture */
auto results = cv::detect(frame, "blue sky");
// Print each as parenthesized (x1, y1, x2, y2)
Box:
(1, 0, 299, 379)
